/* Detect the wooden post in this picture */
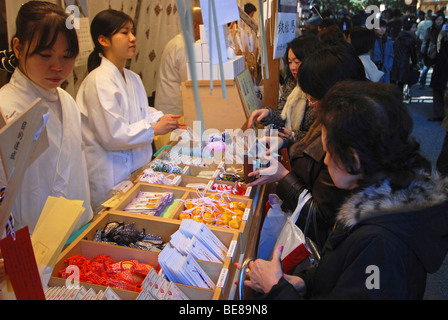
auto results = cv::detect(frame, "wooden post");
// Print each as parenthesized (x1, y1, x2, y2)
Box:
(262, 0, 280, 110)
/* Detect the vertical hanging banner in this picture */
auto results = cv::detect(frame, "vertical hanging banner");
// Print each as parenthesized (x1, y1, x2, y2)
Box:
(273, 0, 298, 59)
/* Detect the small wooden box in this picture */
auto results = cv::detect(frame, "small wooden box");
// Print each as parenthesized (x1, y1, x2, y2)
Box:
(171, 190, 254, 251)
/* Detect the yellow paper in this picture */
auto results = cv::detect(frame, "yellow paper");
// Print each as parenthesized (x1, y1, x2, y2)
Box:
(31, 196, 85, 272)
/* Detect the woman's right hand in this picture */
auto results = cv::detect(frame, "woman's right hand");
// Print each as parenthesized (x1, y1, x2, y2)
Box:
(247, 109, 270, 128)
(153, 114, 186, 136)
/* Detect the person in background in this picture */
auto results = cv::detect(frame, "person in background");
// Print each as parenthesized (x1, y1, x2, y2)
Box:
(76, 10, 186, 212)
(390, 18, 418, 95)
(244, 3, 257, 18)
(386, 8, 403, 41)
(372, 19, 394, 83)
(247, 33, 319, 143)
(335, 9, 351, 33)
(421, 10, 445, 93)
(425, 11, 447, 121)
(348, 26, 384, 82)
(154, 7, 203, 116)
(240, 81, 448, 300)
(305, 5, 322, 32)
(0, 1, 93, 235)
(416, 10, 433, 73)
(430, 20, 448, 139)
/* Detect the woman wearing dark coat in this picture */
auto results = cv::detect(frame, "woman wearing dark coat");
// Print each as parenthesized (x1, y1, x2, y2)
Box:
(390, 19, 418, 94)
(420, 11, 445, 96)
(239, 81, 448, 300)
(429, 27, 448, 121)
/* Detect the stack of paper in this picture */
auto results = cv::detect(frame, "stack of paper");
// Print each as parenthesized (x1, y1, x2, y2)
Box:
(170, 230, 222, 263)
(137, 268, 190, 300)
(31, 196, 86, 287)
(158, 244, 216, 290)
(158, 220, 228, 290)
(175, 219, 228, 262)
(45, 286, 121, 300)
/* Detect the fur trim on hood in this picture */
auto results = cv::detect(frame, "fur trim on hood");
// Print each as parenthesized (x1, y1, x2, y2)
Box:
(337, 170, 448, 228)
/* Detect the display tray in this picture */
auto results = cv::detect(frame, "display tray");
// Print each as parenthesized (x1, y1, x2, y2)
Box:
(135, 161, 253, 198)
(109, 182, 255, 252)
(111, 183, 189, 220)
(49, 212, 240, 300)
(170, 190, 254, 252)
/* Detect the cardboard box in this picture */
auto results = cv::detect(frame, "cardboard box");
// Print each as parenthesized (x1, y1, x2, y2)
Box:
(202, 63, 220, 81)
(186, 62, 203, 81)
(193, 41, 203, 62)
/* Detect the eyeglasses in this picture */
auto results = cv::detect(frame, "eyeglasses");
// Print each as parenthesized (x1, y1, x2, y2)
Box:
(306, 94, 319, 106)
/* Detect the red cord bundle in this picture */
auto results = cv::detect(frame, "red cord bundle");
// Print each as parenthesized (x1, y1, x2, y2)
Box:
(212, 182, 247, 196)
(59, 255, 154, 292)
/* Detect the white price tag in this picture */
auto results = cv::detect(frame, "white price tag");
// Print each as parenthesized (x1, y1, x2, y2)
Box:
(217, 268, 229, 288)
(226, 240, 237, 258)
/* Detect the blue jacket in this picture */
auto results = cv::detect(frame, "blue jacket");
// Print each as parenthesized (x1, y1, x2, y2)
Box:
(371, 36, 394, 83)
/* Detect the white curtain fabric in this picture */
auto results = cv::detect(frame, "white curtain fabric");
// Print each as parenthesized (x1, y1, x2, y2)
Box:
(129, 0, 182, 100)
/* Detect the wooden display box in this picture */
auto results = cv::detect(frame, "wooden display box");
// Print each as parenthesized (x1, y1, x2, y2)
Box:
(111, 183, 189, 220)
(138, 156, 252, 195)
(110, 182, 254, 251)
(183, 165, 219, 179)
(49, 212, 240, 300)
(170, 190, 254, 251)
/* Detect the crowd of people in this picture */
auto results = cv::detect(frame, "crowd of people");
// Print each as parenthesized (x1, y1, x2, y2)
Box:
(244, 5, 448, 300)
(300, 5, 448, 121)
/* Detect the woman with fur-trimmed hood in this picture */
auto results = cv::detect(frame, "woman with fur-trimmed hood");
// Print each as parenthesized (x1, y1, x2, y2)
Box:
(240, 81, 448, 300)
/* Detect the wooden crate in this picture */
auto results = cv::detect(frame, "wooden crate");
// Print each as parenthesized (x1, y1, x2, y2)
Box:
(49, 212, 240, 300)
(170, 190, 254, 251)
(110, 183, 189, 220)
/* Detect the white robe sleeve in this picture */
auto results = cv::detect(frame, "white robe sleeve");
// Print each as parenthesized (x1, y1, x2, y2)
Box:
(81, 72, 156, 152)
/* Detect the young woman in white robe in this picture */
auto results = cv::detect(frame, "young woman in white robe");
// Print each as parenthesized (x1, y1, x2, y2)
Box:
(0, 1, 93, 235)
(76, 10, 185, 211)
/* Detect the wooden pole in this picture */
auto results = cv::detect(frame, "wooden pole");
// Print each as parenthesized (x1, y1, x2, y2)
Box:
(262, 0, 280, 110)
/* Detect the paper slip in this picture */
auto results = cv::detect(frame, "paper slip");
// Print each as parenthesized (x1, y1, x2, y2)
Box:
(170, 230, 222, 263)
(163, 282, 190, 300)
(158, 244, 215, 290)
(179, 219, 228, 261)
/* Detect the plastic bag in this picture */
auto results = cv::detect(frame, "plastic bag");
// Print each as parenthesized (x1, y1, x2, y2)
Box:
(273, 190, 312, 274)
(257, 194, 289, 260)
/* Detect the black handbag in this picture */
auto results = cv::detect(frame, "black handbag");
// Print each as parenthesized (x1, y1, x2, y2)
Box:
(407, 67, 420, 85)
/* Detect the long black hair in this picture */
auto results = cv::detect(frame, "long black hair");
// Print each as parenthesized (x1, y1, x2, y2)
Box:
(318, 80, 431, 190)
(87, 9, 134, 73)
(284, 32, 319, 79)
(297, 40, 366, 100)
(1, 1, 79, 73)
